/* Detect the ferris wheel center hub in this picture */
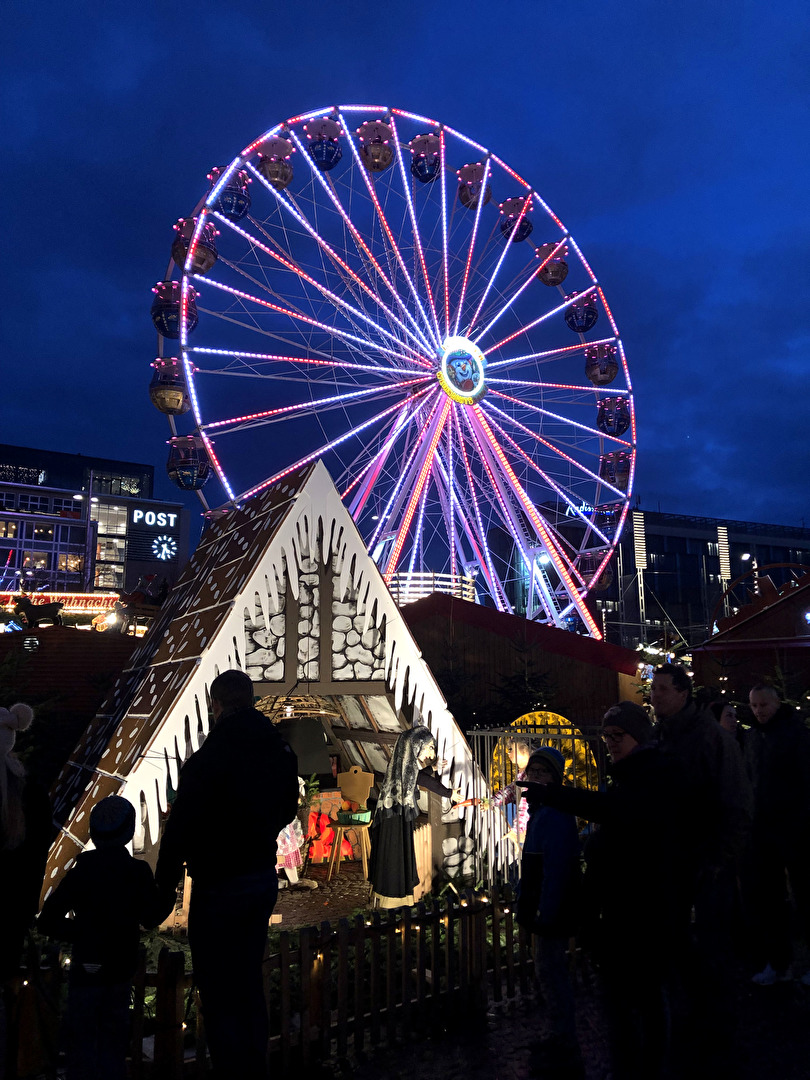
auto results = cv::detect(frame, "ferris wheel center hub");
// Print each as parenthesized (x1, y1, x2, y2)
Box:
(437, 336, 488, 404)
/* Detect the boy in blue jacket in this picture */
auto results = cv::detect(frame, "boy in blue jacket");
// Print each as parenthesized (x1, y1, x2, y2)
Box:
(39, 795, 162, 1080)
(516, 747, 582, 1072)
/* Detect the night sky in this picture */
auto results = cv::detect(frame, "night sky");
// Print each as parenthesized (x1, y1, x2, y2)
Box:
(3, 1, 808, 539)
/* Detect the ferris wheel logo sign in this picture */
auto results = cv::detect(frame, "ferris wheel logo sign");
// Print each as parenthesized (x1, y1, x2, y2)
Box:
(437, 336, 488, 405)
(152, 535, 178, 561)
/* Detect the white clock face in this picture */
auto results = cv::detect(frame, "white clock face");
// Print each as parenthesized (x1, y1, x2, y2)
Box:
(152, 534, 178, 561)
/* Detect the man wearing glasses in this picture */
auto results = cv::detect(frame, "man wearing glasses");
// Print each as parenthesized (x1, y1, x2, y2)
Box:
(519, 702, 687, 1080)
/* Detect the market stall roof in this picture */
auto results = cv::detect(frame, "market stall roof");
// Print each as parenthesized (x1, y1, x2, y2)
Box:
(45, 461, 500, 898)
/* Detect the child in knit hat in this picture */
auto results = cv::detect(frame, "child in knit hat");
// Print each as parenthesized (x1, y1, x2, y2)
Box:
(516, 747, 583, 1074)
(38, 795, 163, 1080)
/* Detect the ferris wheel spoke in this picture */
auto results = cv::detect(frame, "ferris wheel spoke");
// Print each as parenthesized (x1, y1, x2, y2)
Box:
(201, 377, 432, 436)
(439, 131, 451, 336)
(486, 337, 617, 372)
(338, 112, 441, 351)
(211, 211, 431, 367)
(388, 114, 442, 342)
(480, 398, 626, 498)
(466, 201, 534, 340)
(481, 408, 605, 564)
(459, 408, 558, 618)
(192, 275, 421, 369)
(243, 162, 434, 357)
(190, 347, 427, 381)
(472, 238, 570, 347)
(382, 397, 451, 581)
(487, 389, 632, 448)
(489, 375, 627, 397)
(287, 130, 436, 356)
(483, 284, 598, 358)
(468, 406, 602, 637)
(451, 417, 512, 610)
(366, 387, 445, 552)
(236, 390, 433, 502)
(345, 399, 426, 517)
(452, 157, 491, 337)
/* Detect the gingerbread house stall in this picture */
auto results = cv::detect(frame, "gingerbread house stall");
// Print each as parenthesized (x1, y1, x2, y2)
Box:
(44, 461, 508, 908)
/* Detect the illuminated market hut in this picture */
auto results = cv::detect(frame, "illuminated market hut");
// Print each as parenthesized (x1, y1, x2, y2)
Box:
(44, 462, 506, 902)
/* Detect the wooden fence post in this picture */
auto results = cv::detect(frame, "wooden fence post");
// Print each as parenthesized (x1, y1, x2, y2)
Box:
(491, 893, 503, 1003)
(153, 947, 185, 1078)
(130, 944, 146, 1079)
(353, 914, 366, 1054)
(279, 931, 292, 1075)
(384, 910, 396, 1045)
(369, 912, 382, 1045)
(299, 927, 314, 1067)
(319, 920, 333, 1060)
(400, 905, 412, 1035)
(336, 919, 350, 1060)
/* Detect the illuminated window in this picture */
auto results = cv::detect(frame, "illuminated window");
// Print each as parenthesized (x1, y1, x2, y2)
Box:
(97, 537, 126, 562)
(91, 504, 127, 536)
(33, 524, 55, 540)
(57, 553, 84, 573)
(95, 563, 125, 589)
(0, 493, 16, 510)
(22, 551, 50, 569)
(0, 520, 17, 538)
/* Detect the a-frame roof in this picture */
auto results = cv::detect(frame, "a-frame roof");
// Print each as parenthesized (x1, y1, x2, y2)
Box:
(45, 462, 498, 896)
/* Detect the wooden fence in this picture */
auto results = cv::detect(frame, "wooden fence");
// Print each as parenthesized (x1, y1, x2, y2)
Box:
(127, 887, 535, 1077)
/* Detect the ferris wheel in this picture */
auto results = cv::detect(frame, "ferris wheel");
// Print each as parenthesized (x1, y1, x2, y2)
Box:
(150, 105, 636, 636)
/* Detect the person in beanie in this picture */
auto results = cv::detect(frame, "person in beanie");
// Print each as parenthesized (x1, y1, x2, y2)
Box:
(515, 747, 583, 1075)
(0, 703, 53, 1079)
(520, 704, 689, 1080)
(38, 795, 162, 1080)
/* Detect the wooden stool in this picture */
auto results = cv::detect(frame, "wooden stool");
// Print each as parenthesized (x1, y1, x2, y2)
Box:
(327, 766, 374, 882)
(326, 822, 371, 881)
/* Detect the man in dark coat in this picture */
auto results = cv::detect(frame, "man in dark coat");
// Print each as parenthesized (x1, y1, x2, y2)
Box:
(651, 663, 752, 1077)
(521, 703, 688, 1080)
(155, 670, 299, 1080)
(744, 684, 810, 986)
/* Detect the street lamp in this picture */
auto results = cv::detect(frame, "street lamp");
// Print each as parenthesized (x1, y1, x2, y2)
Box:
(741, 552, 759, 595)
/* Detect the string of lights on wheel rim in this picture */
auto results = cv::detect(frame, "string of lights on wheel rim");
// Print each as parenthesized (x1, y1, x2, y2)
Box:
(150, 105, 636, 638)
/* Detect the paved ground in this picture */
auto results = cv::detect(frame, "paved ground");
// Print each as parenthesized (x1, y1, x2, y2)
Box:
(275, 865, 810, 1080)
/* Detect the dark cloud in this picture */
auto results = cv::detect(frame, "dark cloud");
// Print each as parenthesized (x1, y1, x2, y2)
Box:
(1, 0, 807, 533)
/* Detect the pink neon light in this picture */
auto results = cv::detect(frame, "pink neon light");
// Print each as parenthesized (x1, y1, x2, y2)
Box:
(383, 398, 451, 582)
(488, 389, 632, 447)
(242, 162, 434, 359)
(482, 414, 587, 584)
(389, 114, 441, 340)
(567, 236, 598, 284)
(489, 377, 628, 396)
(238, 393, 426, 502)
(287, 129, 434, 351)
(439, 131, 451, 335)
(482, 402, 612, 547)
(212, 210, 430, 364)
(191, 347, 427, 377)
(454, 157, 491, 336)
(347, 403, 419, 514)
(454, 412, 513, 610)
(473, 253, 544, 347)
(485, 285, 597, 356)
(339, 111, 439, 347)
(203, 376, 429, 432)
(472, 406, 602, 639)
(367, 389, 443, 550)
(486, 337, 617, 370)
(468, 198, 532, 335)
(195, 275, 418, 366)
